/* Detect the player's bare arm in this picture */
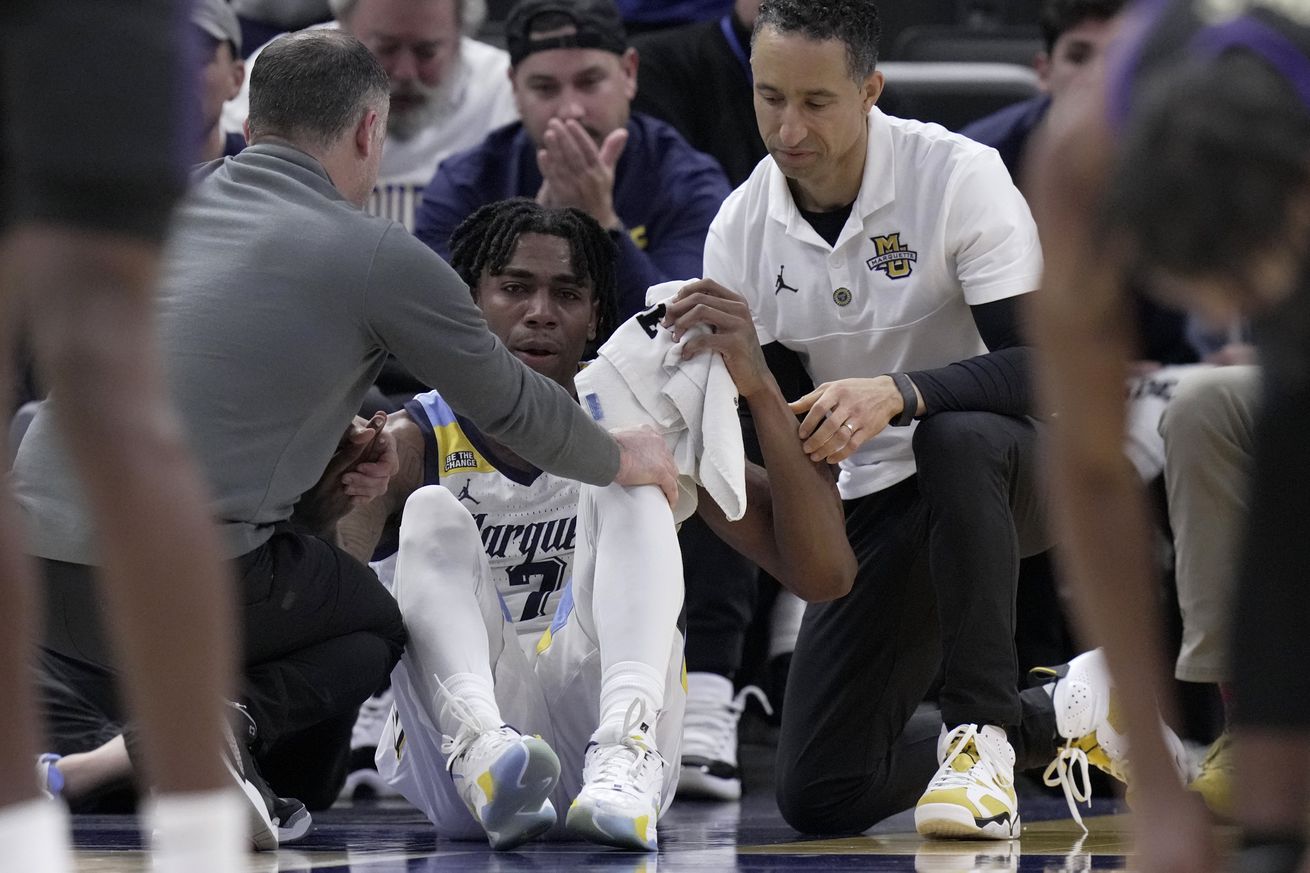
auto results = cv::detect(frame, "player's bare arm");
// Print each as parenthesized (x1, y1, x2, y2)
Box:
(1027, 71, 1214, 872)
(663, 279, 856, 601)
(337, 411, 427, 564)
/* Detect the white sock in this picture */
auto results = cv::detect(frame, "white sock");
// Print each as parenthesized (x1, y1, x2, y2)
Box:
(439, 672, 502, 732)
(147, 789, 245, 873)
(0, 799, 72, 873)
(598, 660, 666, 742)
(687, 671, 733, 707)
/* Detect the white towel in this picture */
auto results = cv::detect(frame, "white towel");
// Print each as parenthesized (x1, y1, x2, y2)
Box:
(574, 280, 747, 524)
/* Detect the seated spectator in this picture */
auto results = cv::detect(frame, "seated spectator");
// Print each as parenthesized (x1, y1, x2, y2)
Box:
(192, 0, 248, 160)
(14, 29, 673, 817)
(1158, 363, 1263, 818)
(631, 0, 764, 186)
(335, 198, 855, 850)
(960, 0, 1122, 177)
(223, 0, 516, 230)
(414, 0, 732, 320)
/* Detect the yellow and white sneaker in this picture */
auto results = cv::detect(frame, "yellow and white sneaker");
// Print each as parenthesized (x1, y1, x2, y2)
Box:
(566, 701, 665, 851)
(1034, 648, 1196, 831)
(915, 724, 1020, 840)
(1188, 730, 1233, 820)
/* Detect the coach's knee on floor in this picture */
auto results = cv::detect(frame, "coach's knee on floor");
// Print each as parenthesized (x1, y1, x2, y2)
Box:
(776, 766, 871, 836)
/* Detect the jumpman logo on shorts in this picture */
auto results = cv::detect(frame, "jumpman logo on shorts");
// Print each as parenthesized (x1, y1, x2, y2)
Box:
(456, 481, 480, 505)
(774, 265, 799, 294)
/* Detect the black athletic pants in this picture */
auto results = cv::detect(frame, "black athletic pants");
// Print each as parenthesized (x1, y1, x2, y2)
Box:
(680, 514, 760, 677)
(38, 529, 406, 811)
(776, 411, 1058, 834)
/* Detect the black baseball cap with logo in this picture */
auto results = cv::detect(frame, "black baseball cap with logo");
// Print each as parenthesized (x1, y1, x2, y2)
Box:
(505, 0, 628, 66)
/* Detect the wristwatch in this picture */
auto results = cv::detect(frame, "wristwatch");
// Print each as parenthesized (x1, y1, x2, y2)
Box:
(888, 372, 918, 427)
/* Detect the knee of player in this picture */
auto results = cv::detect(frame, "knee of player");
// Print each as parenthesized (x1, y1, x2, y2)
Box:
(587, 480, 672, 520)
(398, 485, 478, 543)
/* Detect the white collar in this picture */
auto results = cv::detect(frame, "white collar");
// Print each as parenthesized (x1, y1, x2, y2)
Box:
(765, 106, 896, 250)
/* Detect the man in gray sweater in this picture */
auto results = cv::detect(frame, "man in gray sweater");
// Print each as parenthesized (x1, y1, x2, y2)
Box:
(12, 29, 674, 814)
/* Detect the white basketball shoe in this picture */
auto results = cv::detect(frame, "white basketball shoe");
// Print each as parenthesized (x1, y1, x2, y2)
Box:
(566, 700, 666, 851)
(442, 702, 560, 850)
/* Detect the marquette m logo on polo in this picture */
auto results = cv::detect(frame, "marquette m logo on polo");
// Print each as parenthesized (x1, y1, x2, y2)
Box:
(866, 233, 917, 279)
(774, 265, 799, 294)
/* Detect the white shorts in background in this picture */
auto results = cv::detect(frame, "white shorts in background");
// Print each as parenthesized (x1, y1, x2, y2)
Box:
(1124, 364, 1213, 481)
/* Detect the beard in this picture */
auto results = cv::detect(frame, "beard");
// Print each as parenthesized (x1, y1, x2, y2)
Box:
(386, 74, 459, 142)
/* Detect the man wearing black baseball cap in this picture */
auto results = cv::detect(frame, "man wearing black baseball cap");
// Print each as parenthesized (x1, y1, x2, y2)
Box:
(413, 0, 731, 322)
(505, 0, 629, 60)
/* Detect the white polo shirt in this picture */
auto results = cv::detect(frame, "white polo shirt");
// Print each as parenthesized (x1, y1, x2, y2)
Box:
(704, 107, 1042, 500)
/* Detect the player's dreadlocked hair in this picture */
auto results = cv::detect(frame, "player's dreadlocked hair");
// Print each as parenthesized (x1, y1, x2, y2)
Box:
(449, 198, 621, 344)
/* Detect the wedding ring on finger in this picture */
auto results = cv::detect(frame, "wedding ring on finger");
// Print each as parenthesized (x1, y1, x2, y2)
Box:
(841, 422, 855, 436)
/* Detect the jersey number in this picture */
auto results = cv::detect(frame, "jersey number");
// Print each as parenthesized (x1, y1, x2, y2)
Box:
(507, 557, 567, 622)
(636, 303, 667, 339)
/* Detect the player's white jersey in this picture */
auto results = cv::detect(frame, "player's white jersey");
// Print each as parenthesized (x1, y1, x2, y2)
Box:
(394, 390, 580, 651)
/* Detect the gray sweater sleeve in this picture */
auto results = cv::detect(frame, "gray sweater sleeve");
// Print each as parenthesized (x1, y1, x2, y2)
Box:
(363, 227, 620, 485)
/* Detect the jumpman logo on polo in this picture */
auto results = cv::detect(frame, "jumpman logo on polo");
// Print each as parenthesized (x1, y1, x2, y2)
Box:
(456, 481, 480, 505)
(774, 265, 799, 294)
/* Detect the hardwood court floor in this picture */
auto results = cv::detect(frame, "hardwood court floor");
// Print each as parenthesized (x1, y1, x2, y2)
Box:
(63, 718, 1226, 870)
(70, 799, 1141, 873)
(67, 735, 1170, 873)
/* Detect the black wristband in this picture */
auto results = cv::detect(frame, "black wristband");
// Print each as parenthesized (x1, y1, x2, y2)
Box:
(888, 372, 918, 427)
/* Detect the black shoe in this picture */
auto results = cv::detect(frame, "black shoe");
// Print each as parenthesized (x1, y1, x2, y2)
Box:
(224, 703, 314, 850)
(223, 703, 281, 851)
(272, 794, 312, 843)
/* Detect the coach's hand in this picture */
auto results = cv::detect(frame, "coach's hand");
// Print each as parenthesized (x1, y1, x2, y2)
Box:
(789, 377, 920, 464)
(292, 412, 395, 535)
(341, 412, 398, 506)
(662, 279, 775, 400)
(612, 425, 678, 508)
